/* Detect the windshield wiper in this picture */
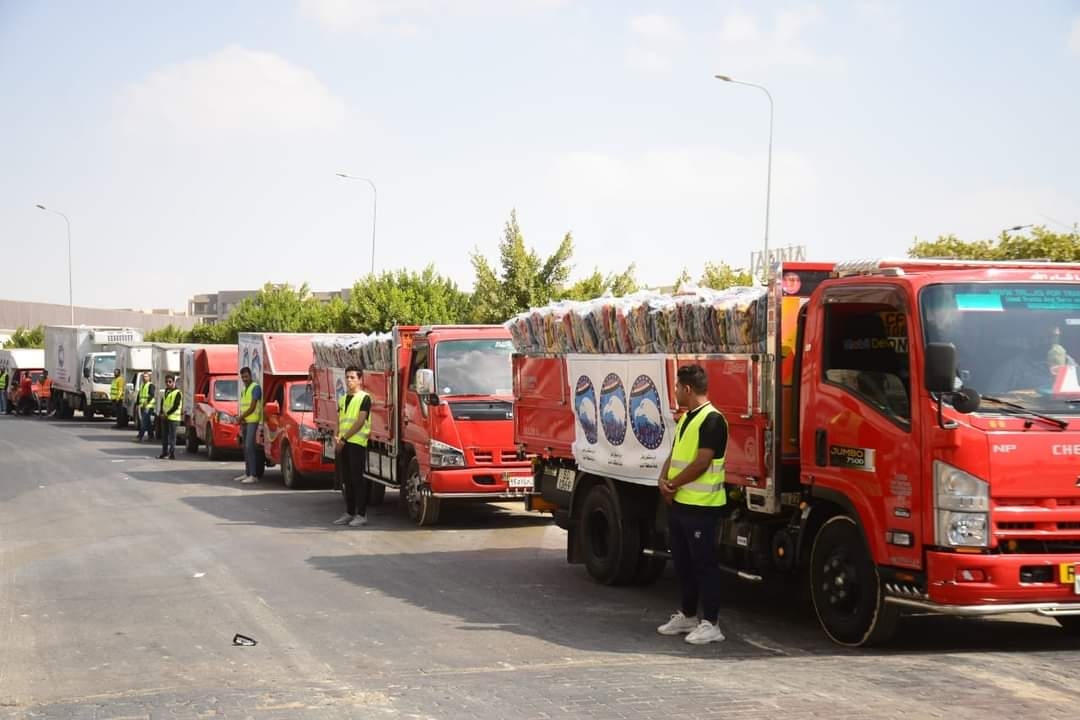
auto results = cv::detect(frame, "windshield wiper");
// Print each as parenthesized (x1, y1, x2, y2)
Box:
(979, 395, 1069, 430)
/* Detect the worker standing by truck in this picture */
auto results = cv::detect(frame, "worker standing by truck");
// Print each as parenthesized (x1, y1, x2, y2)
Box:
(237, 366, 262, 484)
(0, 366, 8, 414)
(110, 369, 125, 426)
(38, 370, 52, 416)
(332, 366, 373, 527)
(135, 372, 155, 441)
(157, 375, 182, 460)
(656, 364, 728, 645)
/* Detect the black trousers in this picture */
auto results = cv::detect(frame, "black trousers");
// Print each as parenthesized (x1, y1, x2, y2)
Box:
(668, 502, 723, 624)
(340, 443, 370, 517)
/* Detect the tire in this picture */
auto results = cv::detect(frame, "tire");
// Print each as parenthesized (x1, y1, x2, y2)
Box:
(281, 442, 302, 489)
(1058, 617, 1080, 636)
(185, 426, 199, 454)
(255, 446, 266, 479)
(368, 482, 386, 507)
(404, 458, 440, 526)
(579, 483, 641, 586)
(206, 425, 222, 461)
(809, 515, 899, 647)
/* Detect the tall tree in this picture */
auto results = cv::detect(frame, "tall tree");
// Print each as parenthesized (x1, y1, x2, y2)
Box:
(470, 210, 574, 323)
(909, 225, 1080, 262)
(563, 265, 640, 301)
(213, 283, 341, 342)
(3, 325, 45, 348)
(144, 325, 187, 343)
(699, 262, 753, 290)
(341, 265, 469, 333)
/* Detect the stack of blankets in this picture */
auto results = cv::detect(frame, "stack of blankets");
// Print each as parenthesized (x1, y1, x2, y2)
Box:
(505, 286, 768, 355)
(312, 333, 394, 371)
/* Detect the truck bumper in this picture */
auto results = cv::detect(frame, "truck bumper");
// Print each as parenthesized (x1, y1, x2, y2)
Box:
(296, 439, 334, 474)
(213, 423, 240, 448)
(429, 466, 534, 498)
(885, 551, 1080, 618)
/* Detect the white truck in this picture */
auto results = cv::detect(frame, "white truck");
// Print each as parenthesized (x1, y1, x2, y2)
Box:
(151, 343, 188, 438)
(45, 326, 143, 419)
(107, 341, 153, 427)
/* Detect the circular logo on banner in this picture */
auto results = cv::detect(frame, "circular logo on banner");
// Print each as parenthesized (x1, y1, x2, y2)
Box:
(782, 271, 802, 295)
(575, 375, 598, 445)
(629, 374, 665, 450)
(599, 373, 627, 446)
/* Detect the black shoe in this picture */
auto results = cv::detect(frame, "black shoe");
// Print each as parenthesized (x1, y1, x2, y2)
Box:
(157, 453, 167, 459)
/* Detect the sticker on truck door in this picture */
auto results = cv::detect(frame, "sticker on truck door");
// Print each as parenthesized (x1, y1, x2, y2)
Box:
(829, 445, 876, 472)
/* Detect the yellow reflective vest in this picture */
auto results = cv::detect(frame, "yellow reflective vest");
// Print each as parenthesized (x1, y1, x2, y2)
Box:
(668, 403, 727, 508)
(138, 382, 154, 410)
(162, 388, 183, 422)
(338, 391, 372, 447)
(241, 381, 262, 423)
(110, 376, 125, 401)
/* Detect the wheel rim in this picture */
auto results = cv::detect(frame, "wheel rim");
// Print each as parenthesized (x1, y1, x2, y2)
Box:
(588, 509, 610, 560)
(820, 546, 863, 617)
(406, 468, 423, 517)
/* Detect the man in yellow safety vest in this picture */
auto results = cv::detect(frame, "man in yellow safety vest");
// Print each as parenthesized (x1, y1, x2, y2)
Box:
(0, 366, 9, 415)
(656, 364, 729, 645)
(110, 369, 126, 426)
(157, 375, 183, 460)
(237, 366, 263, 484)
(333, 365, 373, 527)
(135, 372, 155, 442)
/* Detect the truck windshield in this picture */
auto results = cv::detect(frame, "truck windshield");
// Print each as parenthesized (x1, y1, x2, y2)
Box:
(214, 379, 238, 402)
(93, 356, 116, 384)
(921, 283, 1080, 415)
(435, 339, 514, 396)
(289, 383, 313, 412)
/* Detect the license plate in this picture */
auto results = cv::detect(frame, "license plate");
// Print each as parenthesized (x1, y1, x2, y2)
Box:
(556, 467, 575, 493)
(322, 437, 336, 460)
(1058, 563, 1080, 594)
(505, 473, 532, 489)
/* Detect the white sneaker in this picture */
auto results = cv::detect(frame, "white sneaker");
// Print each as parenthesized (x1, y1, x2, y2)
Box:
(657, 611, 698, 636)
(685, 620, 725, 645)
(348, 515, 368, 527)
(240, 476, 258, 484)
(233, 474, 248, 482)
(332, 514, 354, 525)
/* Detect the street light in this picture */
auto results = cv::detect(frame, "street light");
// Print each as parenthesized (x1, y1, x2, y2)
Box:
(336, 172, 378, 275)
(35, 203, 74, 324)
(715, 74, 774, 281)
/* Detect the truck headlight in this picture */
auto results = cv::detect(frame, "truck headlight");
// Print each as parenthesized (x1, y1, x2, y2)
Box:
(430, 440, 465, 467)
(299, 424, 319, 441)
(217, 411, 238, 425)
(934, 461, 990, 547)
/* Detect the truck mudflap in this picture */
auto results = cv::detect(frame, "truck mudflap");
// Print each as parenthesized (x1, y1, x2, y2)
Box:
(429, 466, 535, 497)
(883, 550, 1080, 617)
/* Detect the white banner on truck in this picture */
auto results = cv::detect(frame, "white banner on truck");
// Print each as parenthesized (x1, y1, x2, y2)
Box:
(565, 354, 675, 485)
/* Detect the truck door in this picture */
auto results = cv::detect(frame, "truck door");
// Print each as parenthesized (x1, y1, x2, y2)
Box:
(402, 342, 431, 466)
(802, 287, 922, 570)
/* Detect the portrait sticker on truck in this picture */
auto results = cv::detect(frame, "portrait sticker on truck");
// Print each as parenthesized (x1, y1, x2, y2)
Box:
(829, 445, 876, 472)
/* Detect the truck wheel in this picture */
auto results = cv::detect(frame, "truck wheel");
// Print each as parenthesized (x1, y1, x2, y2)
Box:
(205, 426, 222, 461)
(368, 482, 386, 507)
(255, 446, 266, 479)
(810, 515, 899, 647)
(282, 442, 303, 489)
(1058, 617, 1080, 636)
(404, 458, 440, 526)
(185, 426, 199, 454)
(579, 483, 641, 586)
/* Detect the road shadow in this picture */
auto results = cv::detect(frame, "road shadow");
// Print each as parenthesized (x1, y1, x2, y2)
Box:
(170, 486, 553, 533)
(305, 546, 1080, 659)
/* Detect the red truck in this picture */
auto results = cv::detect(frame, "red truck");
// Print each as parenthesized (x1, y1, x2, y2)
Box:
(514, 259, 1080, 646)
(182, 345, 240, 460)
(312, 325, 534, 525)
(238, 333, 334, 487)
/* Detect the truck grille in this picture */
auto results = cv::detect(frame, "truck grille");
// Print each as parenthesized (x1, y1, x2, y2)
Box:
(994, 497, 1080, 548)
(471, 449, 520, 465)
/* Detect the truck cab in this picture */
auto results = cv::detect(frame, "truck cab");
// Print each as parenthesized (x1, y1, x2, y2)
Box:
(83, 351, 118, 417)
(183, 345, 239, 460)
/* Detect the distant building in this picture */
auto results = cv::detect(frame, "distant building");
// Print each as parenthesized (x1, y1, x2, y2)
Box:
(0, 299, 196, 334)
(188, 288, 351, 325)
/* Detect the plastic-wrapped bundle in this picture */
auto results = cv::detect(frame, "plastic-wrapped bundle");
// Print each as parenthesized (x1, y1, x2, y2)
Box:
(312, 333, 394, 371)
(503, 285, 768, 355)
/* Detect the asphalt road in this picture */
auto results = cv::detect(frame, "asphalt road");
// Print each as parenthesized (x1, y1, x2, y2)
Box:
(2, 414, 1079, 719)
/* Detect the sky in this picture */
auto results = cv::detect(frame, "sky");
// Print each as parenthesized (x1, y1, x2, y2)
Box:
(1, 0, 1078, 312)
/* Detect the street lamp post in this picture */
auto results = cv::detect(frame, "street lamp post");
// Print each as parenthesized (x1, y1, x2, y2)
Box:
(715, 74, 774, 281)
(336, 172, 378, 275)
(35, 204, 74, 324)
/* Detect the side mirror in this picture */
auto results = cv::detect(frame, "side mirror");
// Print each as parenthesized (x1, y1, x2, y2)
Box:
(264, 401, 280, 417)
(415, 368, 436, 397)
(126, 382, 135, 392)
(195, 393, 207, 404)
(952, 387, 981, 415)
(924, 342, 957, 394)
